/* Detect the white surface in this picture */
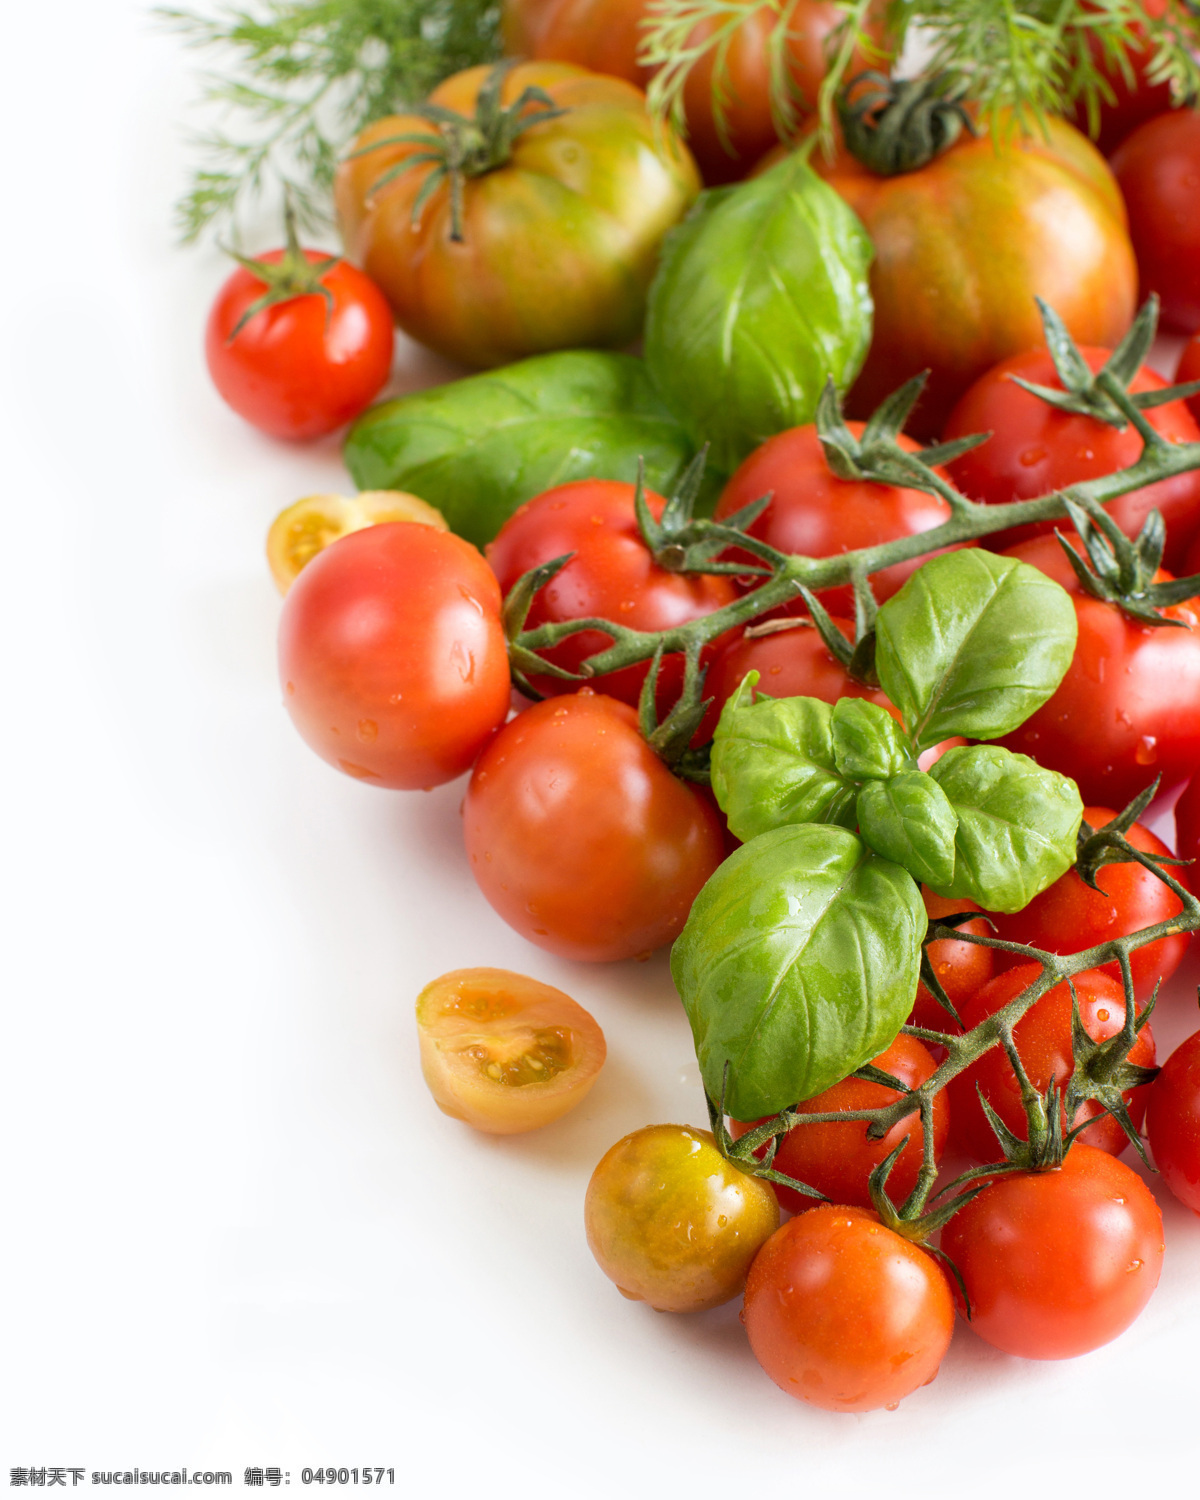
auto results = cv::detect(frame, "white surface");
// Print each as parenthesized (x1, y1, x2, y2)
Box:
(3, 4, 1198, 1491)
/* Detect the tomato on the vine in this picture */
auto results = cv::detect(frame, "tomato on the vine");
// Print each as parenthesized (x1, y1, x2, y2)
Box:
(713, 423, 959, 618)
(584, 1125, 779, 1312)
(1176, 770, 1200, 868)
(998, 534, 1200, 806)
(991, 805, 1188, 1002)
(943, 346, 1200, 569)
(941, 1144, 1164, 1359)
(742, 1207, 954, 1412)
(205, 239, 394, 441)
(486, 479, 738, 708)
(1112, 108, 1200, 333)
(278, 522, 511, 789)
(1178, 331, 1200, 430)
(947, 963, 1156, 1162)
(462, 691, 725, 961)
(416, 968, 606, 1134)
(909, 889, 995, 1032)
(730, 1033, 949, 1212)
(1145, 1028, 1200, 1214)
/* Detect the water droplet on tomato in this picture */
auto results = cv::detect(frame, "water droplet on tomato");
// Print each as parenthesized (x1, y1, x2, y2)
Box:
(1127, 1259, 1143, 1274)
(885, 1402, 899, 1412)
(1135, 735, 1158, 765)
(450, 639, 476, 683)
(357, 719, 378, 743)
(337, 760, 380, 780)
(457, 585, 484, 617)
(1019, 446, 1047, 468)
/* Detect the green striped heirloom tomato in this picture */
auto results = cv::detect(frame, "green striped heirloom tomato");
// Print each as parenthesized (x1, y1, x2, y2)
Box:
(335, 62, 699, 368)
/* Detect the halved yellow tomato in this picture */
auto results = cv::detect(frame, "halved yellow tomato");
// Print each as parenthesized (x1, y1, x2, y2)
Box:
(415, 968, 606, 1134)
(267, 489, 447, 594)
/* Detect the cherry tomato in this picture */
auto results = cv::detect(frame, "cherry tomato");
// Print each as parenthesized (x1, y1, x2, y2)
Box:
(462, 691, 725, 961)
(713, 423, 959, 618)
(486, 479, 738, 708)
(205, 248, 394, 440)
(278, 523, 511, 789)
(335, 63, 698, 367)
(947, 963, 1156, 1162)
(808, 115, 1136, 437)
(940, 1143, 1164, 1359)
(910, 890, 995, 1032)
(1068, 0, 1175, 154)
(584, 1124, 780, 1312)
(1112, 109, 1200, 333)
(502, 0, 888, 184)
(695, 617, 892, 743)
(998, 534, 1200, 806)
(1177, 331, 1200, 429)
(943, 345, 1200, 570)
(730, 1034, 949, 1213)
(416, 968, 606, 1134)
(267, 490, 447, 594)
(1145, 1028, 1200, 1214)
(991, 805, 1188, 1002)
(742, 1207, 954, 1412)
(1176, 769, 1200, 868)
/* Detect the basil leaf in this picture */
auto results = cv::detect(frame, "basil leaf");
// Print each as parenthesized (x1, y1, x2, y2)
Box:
(644, 154, 873, 474)
(928, 745, 1084, 913)
(875, 551, 1078, 749)
(710, 679, 857, 842)
(343, 351, 698, 547)
(671, 825, 925, 1119)
(830, 697, 912, 780)
(857, 771, 959, 889)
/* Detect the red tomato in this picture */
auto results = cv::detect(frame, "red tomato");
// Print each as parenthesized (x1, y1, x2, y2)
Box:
(943, 346, 1200, 569)
(947, 963, 1156, 1162)
(940, 1143, 1164, 1359)
(730, 1033, 949, 1213)
(1176, 770, 1200, 867)
(205, 249, 394, 440)
(991, 805, 1188, 1002)
(1112, 109, 1200, 332)
(714, 423, 959, 618)
(1178, 330, 1200, 429)
(1145, 1028, 1200, 1213)
(1068, 0, 1175, 154)
(278, 523, 511, 789)
(909, 890, 995, 1032)
(695, 617, 893, 742)
(999, 534, 1200, 806)
(742, 1207, 954, 1412)
(486, 479, 738, 708)
(462, 691, 725, 961)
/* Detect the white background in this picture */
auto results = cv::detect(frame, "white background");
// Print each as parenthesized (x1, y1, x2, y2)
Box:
(3, 2, 1199, 1492)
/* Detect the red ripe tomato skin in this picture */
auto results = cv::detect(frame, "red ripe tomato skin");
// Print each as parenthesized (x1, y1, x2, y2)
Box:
(943, 346, 1200, 569)
(940, 1144, 1164, 1360)
(1068, 0, 1174, 155)
(696, 617, 893, 742)
(714, 423, 959, 619)
(486, 480, 738, 708)
(730, 1034, 949, 1213)
(1177, 333, 1200, 430)
(205, 249, 394, 440)
(742, 1207, 954, 1413)
(462, 692, 725, 961)
(1112, 110, 1200, 333)
(910, 890, 995, 1032)
(947, 964, 1156, 1162)
(1176, 771, 1200, 869)
(278, 523, 510, 790)
(991, 806, 1188, 1002)
(1145, 1029, 1200, 1214)
(998, 534, 1200, 807)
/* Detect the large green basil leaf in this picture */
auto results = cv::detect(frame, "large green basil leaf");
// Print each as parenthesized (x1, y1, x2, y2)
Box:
(928, 745, 1084, 913)
(710, 679, 857, 842)
(857, 771, 959, 889)
(343, 351, 698, 547)
(643, 154, 873, 474)
(875, 551, 1078, 750)
(671, 825, 925, 1120)
(830, 697, 912, 781)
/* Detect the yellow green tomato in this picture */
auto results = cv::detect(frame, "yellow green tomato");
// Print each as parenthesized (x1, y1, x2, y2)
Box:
(584, 1124, 779, 1313)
